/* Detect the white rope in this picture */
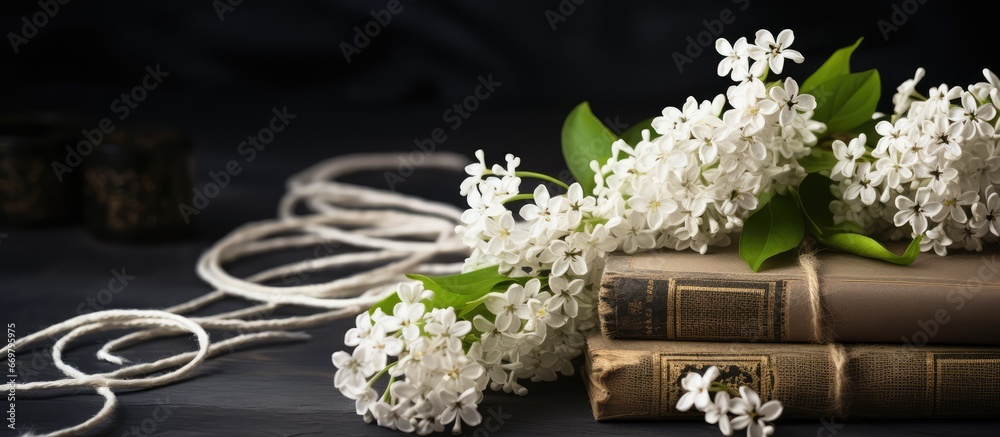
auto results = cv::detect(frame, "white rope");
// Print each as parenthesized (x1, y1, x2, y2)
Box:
(2, 152, 472, 436)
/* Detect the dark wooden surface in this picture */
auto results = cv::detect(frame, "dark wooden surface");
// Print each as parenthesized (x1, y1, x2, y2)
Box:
(3, 225, 1000, 437)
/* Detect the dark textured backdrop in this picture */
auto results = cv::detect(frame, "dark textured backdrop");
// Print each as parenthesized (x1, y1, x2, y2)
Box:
(2, 0, 994, 233)
(0, 0, 993, 181)
(2, 1, 999, 436)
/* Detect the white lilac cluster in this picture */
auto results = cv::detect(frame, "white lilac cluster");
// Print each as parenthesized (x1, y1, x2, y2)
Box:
(595, 29, 822, 254)
(333, 283, 485, 435)
(456, 152, 608, 391)
(677, 366, 784, 437)
(333, 29, 817, 434)
(829, 68, 1000, 255)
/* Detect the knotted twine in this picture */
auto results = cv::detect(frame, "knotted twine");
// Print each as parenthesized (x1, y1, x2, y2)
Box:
(1, 153, 474, 437)
(796, 241, 850, 417)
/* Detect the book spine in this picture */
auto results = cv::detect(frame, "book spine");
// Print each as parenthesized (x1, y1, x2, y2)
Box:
(584, 339, 1000, 420)
(598, 271, 787, 342)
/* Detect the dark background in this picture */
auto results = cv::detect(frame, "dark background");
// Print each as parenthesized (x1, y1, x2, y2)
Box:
(1, 1, 993, 230)
(2, 1, 1000, 436)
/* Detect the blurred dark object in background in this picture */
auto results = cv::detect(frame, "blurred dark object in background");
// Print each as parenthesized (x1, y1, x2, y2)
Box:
(0, 0, 995, 240)
(82, 125, 194, 243)
(0, 113, 82, 227)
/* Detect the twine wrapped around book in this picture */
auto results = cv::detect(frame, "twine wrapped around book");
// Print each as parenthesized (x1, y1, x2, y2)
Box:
(796, 241, 850, 416)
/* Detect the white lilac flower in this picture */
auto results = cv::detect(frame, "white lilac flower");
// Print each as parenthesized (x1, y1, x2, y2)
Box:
(921, 222, 954, 256)
(715, 36, 751, 81)
(393, 301, 426, 342)
(547, 240, 589, 276)
(483, 211, 530, 254)
(563, 183, 596, 227)
(349, 387, 378, 416)
(871, 147, 917, 190)
(677, 366, 720, 412)
(652, 96, 709, 139)
(706, 125, 739, 164)
(971, 189, 1000, 236)
(524, 294, 568, 332)
(519, 184, 565, 238)
(546, 276, 584, 318)
(873, 119, 913, 155)
(704, 391, 733, 436)
(931, 184, 979, 224)
(610, 212, 657, 254)
(842, 161, 878, 205)
(730, 386, 782, 437)
(466, 341, 505, 391)
(894, 188, 944, 235)
(460, 186, 504, 226)
(332, 29, 857, 435)
(951, 219, 989, 251)
(831, 134, 867, 180)
(747, 29, 803, 75)
(332, 347, 377, 392)
(727, 83, 779, 134)
(834, 68, 1000, 255)
(365, 324, 403, 368)
(439, 354, 484, 392)
(344, 312, 373, 347)
(397, 282, 434, 305)
(921, 116, 963, 158)
(424, 309, 472, 352)
(948, 92, 996, 138)
(769, 77, 816, 126)
(460, 149, 488, 196)
(484, 282, 532, 333)
(717, 173, 760, 217)
(892, 68, 925, 115)
(627, 184, 678, 229)
(920, 163, 960, 195)
(471, 314, 512, 351)
(574, 224, 619, 261)
(434, 388, 482, 435)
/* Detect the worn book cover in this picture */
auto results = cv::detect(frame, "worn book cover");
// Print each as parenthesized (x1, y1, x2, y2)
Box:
(583, 332, 1000, 420)
(598, 244, 1000, 344)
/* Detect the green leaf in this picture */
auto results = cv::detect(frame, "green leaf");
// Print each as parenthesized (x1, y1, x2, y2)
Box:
(798, 147, 839, 174)
(754, 189, 773, 212)
(797, 173, 837, 230)
(818, 233, 923, 265)
(369, 266, 526, 316)
(792, 173, 869, 238)
(739, 193, 805, 272)
(810, 69, 881, 134)
(619, 117, 660, 147)
(406, 267, 525, 310)
(369, 292, 401, 317)
(457, 284, 503, 318)
(561, 102, 619, 195)
(823, 221, 867, 235)
(406, 266, 522, 296)
(801, 38, 863, 93)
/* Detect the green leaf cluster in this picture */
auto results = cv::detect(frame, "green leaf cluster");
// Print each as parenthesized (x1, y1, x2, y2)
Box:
(802, 37, 881, 135)
(561, 103, 659, 195)
(739, 174, 922, 271)
(369, 266, 531, 322)
(558, 38, 919, 273)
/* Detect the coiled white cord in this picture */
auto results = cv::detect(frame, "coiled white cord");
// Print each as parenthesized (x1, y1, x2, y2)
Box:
(0, 152, 472, 436)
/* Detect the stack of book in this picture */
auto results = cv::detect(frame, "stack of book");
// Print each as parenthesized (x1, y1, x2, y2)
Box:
(583, 244, 1000, 420)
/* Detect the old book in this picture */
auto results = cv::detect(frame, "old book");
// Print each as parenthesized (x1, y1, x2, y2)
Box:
(598, 244, 1000, 344)
(583, 332, 1000, 420)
